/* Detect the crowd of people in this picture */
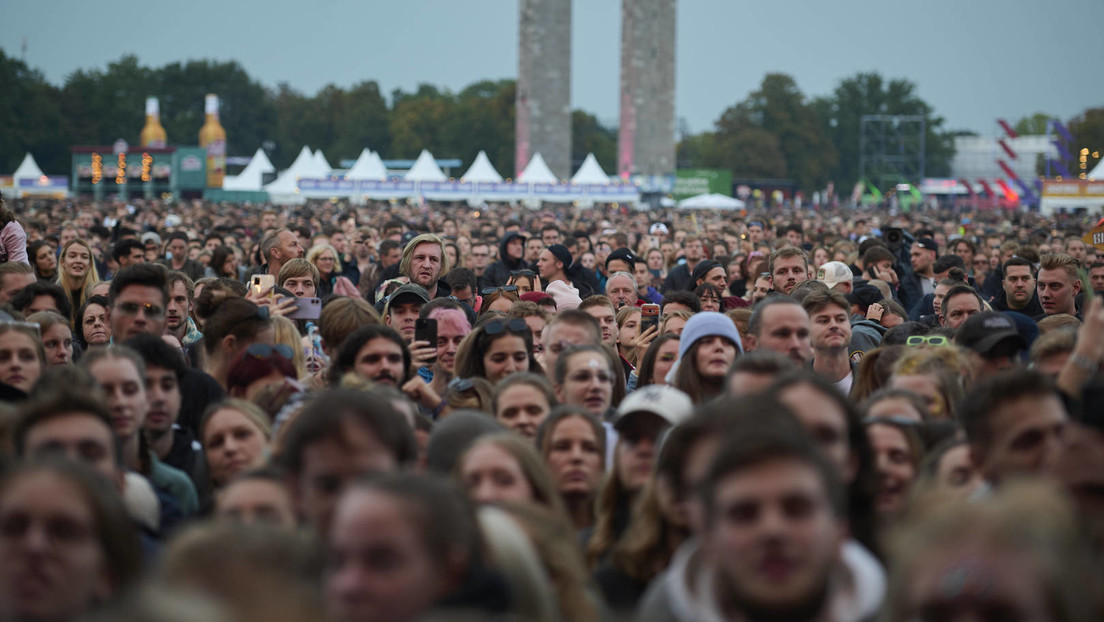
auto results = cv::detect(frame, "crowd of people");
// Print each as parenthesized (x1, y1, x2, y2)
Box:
(0, 190, 1103, 621)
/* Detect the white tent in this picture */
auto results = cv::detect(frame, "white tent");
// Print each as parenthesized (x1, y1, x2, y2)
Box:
(404, 150, 447, 182)
(518, 152, 557, 183)
(461, 150, 503, 183)
(311, 150, 333, 177)
(1090, 158, 1104, 180)
(12, 153, 45, 182)
(571, 153, 609, 184)
(263, 145, 317, 203)
(222, 148, 275, 191)
(344, 149, 388, 181)
(678, 193, 746, 210)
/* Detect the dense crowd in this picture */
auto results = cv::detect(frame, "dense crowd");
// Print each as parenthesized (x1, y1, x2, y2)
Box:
(0, 192, 1103, 621)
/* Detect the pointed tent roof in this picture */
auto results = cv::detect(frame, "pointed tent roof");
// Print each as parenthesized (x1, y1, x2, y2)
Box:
(264, 146, 315, 195)
(404, 150, 447, 182)
(461, 150, 503, 183)
(12, 153, 45, 181)
(1090, 157, 1104, 180)
(518, 152, 557, 183)
(310, 150, 332, 177)
(571, 153, 609, 184)
(223, 148, 276, 191)
(345, 148, 388, 181)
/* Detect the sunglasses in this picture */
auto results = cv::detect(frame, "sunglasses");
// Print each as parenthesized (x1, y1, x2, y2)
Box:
(246, 343, 294, 360)
(115, 301, 165, 318)
(484, 318, 529, 336)
(482, 285, 518, 295)
(448, 377, 475, 392)
(0, 320, 41, 337)
(906, 335, 949, 347)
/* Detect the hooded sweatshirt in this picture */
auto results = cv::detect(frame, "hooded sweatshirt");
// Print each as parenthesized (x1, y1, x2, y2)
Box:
(849, 314, 888, 362)
(484, 232, 530, 288)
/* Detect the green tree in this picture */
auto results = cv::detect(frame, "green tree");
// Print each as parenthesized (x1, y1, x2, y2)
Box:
(0, 49, 64, 173)
(330, 81, 392, 163)
(1013, 112, 1052, 136)
(58, 55, 158, 150)
(389, 84, 453, 159)
(1069, 107, 1104, 177)
(571, 110, 616, 177)
(811, 71, 955, 190)
(445, 80, 515, 175)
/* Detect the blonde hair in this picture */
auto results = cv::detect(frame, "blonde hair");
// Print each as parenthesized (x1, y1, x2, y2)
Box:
(270, 316, 306, 379)
(398, 233, 450, 278)
(56, 239, 101, 310)
(306, 243, 342, 274)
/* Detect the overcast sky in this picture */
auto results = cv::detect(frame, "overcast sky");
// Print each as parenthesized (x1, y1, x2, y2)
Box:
(3, 0, 1102, 137)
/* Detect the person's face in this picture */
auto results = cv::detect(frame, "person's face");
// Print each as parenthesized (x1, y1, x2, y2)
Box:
(167, 238, 187, 262)
(314, 250, 338, 275)
(750, 305, 812, 364)
(812, 248, 829, 268)
(751, 276, 772, 303)
(354, 338, 405, 386)
(770, 256, 807, 295)
(452, 286, 474, 310)
(554, 351, 613, 417)
(81, 304, 110, 346)
(441, 220, 458, 238)
(579, 252, 596, 271)
(541, 229, 561, 246)
(495, 383, 550, 440)
(702, 266, 728, 292)
(22, 413, 120, 486)
(434, 318, 466, 375)
(633, 263, 651, 293)
(0, 331, 42, 393)
(705, 459, 843, 618)
(889, 374, 948, 420)
(165, 281, 190, 332)
(952, 242, 975, 266)
(330, 234, 347, 256)
(143, 365, 181, 436)
(786, 229, 803, 247)
(468, 245, 490, 272)
(1067, 240, 1086, 262)
(584, 305, 618, 346)
(684, 239, 703, 262)
(506, 237, 524, 260)
(109, 285, 167, 341)
(326, 489, 448, 622)
(283, 275, 316, 298)
(34, 245, 56, 273)
(461, 443, 534, 505)
(59, 228, 78, 249)
(541, 321, 596, 375)
(910, 247, 935, 273)
(777, 384, 856, 482)
(536, 249, 562, 280)
(867, 424, 916, 517)
(747, 225, 763, 243)
(1090, 266, 1104, 293)
(618, 311, 640, 349)
(1002, 265, 1035, 306)
(809, 304, 851, 352)
(26, 295, 58, 316)
(1037, 267, 1080, 315)
(940, 293, 981, 330)
(408, 243, 443, 288)
(276, 231, 304, 263)
(0, 471, 113, 622)
(616, 413, 669, 492)
(482, 334, 529, 384)
(61, 244, 91, 280)
(973, 254, 990, 274)
(385, 302, 422, 341)
(648, 249, 665, 270)
(88, 356, 147, 441)
(933, 444, 983, 497)
(693, 336, 737, 380)
(261, 213, 277, 230)
(525, 238, 544, 261)
(978, 393, 1067, 484)
(650, 338, 680, 386)
(380, 247, 401, 268)
(0, 271, 36, 304)
(545, 416, 604, 496)
(662, 315, 687, 336)
(202, 408, 268, 486)
(41, 323, 73, 366)
(216, 478, 297, 528)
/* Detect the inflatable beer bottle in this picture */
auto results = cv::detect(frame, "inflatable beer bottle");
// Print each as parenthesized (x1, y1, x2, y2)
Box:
(198, 94, 226, 188)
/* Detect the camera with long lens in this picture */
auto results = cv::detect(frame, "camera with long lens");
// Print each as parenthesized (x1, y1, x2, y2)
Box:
(882, 228, 904, 249)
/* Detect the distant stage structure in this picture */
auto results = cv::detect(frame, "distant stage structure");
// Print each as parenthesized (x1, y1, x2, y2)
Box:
(517, 0, 572, 180)
(619, 0, 676, 177)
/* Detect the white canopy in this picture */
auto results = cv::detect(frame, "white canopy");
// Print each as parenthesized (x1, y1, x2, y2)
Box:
(344, 149, 388, 181)
(311, 150, 333, 177)
(222, 148, 275, 191)
(571, 153, 609, 184)
(1090, 157, 1104, 180)
(404, 150, 447, 182)
(263, 145, 316, 203)
(518, 152, 557, 183)
(12, 153, 44, 181)
(461, 150, 503, 183)
(678, 193, 746, 210)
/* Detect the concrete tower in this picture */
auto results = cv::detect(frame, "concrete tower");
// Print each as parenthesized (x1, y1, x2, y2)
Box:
(516, 0, 572, 179)
(619, 0, 676, 177)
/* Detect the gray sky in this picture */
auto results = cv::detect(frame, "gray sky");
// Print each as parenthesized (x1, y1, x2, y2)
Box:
(3, 0, 1102, 137)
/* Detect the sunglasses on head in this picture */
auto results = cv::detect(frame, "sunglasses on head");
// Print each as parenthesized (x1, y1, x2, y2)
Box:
(482, 285, 519, 295)
(906, 335, 949, 347)
(484, 318, 529, 336)
(246, 343, 294, 359)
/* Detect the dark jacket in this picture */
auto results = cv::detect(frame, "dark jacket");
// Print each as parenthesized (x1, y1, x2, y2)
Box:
(661, 262, 693, 293)
(483, 232, 529, 288)
(991, 290, 1044, 317)
(849, 315, 888, 360)
(159, 257, 206, 283)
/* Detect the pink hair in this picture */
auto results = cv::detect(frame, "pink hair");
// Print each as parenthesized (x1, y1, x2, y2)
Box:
(429, 308, 471, 335)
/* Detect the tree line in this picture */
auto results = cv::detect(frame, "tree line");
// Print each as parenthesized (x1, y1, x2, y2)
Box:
(1, 49, 1099, 192)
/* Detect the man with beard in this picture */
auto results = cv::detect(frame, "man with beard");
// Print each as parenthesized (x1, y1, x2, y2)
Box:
(662, 235, 705, 293)
(745, 298, 814, 366)
(992, 257, 1042, 316)
(333, 325, 411, 388)
(259, 228, 304, 278)
(769, 247, 810, 296)
(803, 290, 855, 394)
(637, 407, 883, 621)
(399, 234, 451, 299)
(165, 272, 202, 361)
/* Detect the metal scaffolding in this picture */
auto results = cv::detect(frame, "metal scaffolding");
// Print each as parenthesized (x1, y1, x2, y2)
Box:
(859, 115, 926, 191)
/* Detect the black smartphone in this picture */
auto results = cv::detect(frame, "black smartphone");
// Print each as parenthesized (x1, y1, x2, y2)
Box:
(415, 318, 438, 363)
